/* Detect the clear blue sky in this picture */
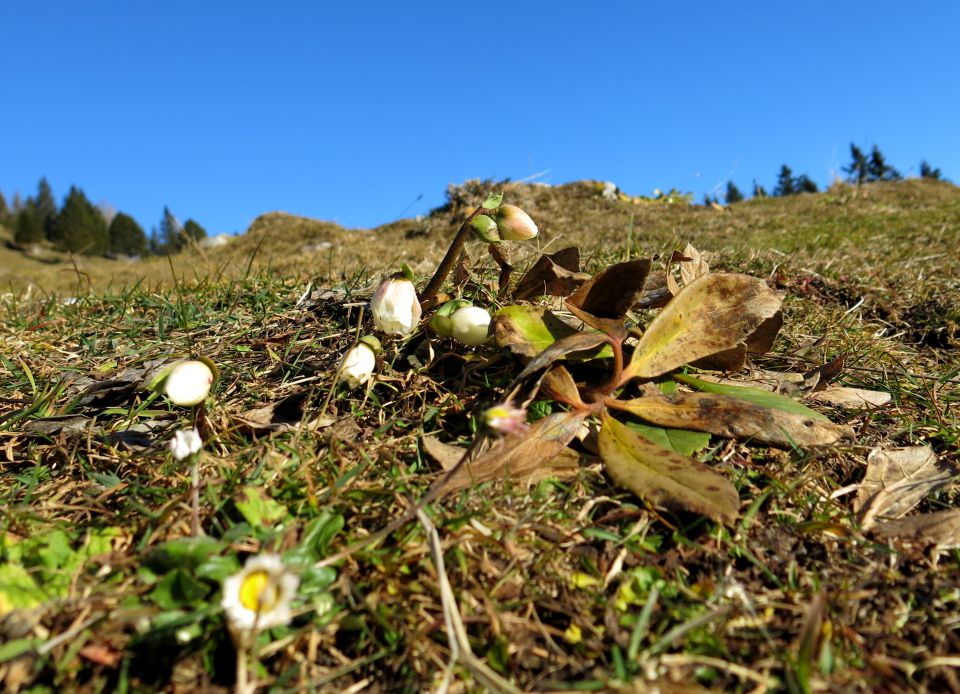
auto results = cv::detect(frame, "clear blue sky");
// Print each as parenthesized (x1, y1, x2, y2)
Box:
(2, 2, 957, 236)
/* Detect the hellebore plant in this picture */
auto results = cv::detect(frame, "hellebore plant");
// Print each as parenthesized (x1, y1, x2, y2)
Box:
(434, 255, 854, 525)
(371, 270, 422, 336)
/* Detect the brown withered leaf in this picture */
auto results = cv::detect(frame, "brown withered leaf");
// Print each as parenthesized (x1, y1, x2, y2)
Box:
(802, 355, 845, 391)
(443, 411, 586, 492)
(540, 365, 587, 408)
(856, 446, 955, 529)
(634, 270, 674, 309)
(515, 332, 610, 383)
(690, 345, 746, 372)
(599, 411, 739, 525)
(624, 273, 782, 381)
(566, 258, 652, 320)
(807, 386, 891, 409)
(744, 311, 783, 353)
(678, 242, 710, 287)
(607, 392, 854, 448)
(512, 247, 587, 300)
(873, 509, 960, 552)
(232, 391, 334, 433)
(421, 434, 469, 471)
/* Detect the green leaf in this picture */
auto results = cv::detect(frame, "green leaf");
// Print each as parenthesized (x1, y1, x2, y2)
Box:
(675, 373, 828, 421)
(0, 638, 40, 663)
(491, 305, 613, 360)
(481, 192, 504, 210)
(298, 566, 338, 595)
(236, 486, 289, 528)
(598, 411, 739, 525)
(149, 568, 211, 609)
(195, 555, 241, 582)
(624, 421, 711, 456)
(0, 564, 46, 612)
(302, 512, 345, 557)
(144, 536, 226, 573)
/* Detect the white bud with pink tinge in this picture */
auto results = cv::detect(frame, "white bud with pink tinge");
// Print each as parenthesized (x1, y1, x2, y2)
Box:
(495, 204, 539, 241)
(371, 276, 422, 336)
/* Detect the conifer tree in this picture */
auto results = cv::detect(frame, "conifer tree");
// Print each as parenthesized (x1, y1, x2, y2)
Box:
(843, 143, 869, 186)
(108, 212, 148, 257)
(795, 174, 818, 194)
(159, 206, 184, 253)
(183, 218, 207, 243)
(920, 160, 943, 180)
(14, 207, 44, 246)
(34, 177, 58, 237)
(49, 186, 109, 254)
(752, 180, 767, 198)
(868, 145, 901, 181)
(724, 181, 744, 204)
(0, 191, 9, 228)
(773, 165, 796, 196)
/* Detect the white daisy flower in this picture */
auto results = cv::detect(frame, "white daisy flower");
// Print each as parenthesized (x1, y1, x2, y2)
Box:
(168, 427, 202, 461)
(221, 554, 299, 633)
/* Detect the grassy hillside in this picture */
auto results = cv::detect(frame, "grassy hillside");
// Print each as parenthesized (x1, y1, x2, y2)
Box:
(1, 178, 959, 692)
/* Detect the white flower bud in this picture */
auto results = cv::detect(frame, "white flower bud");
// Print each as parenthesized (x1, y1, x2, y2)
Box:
(449, 306, 491, 346)
(164, 360, 214, 406)
(338, 342, 377, 388)
(495, 204, 538, 241)
(169, 427, 203, 461)
(371, 277, 422, 336)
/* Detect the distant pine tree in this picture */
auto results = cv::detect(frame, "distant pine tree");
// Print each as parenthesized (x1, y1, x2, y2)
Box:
(724, 181, 744, 204)
(773, 165, 796, 196)
(0, 190, 9, 227)
(919, 160, 943, 180)
(109, 212, 148, 257)
(34, 177, 58, 237)
(14, 207, 45, 246)
(752, 180, 767, 198)
(795, 174, 819, 194)
(868, 145, 901, 181)
(183, 218, 207, 243)
(843, 143, 869, 186)
(158, 206, 184, 253)
(49, 186, 109, 254)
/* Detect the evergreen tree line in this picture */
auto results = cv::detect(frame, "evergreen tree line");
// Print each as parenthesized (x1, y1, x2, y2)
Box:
(714, 143, 947, 206)
(0, 178, 206, 257)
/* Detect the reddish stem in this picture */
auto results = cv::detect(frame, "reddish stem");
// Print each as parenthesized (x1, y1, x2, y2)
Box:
(419, 207, 492, 310)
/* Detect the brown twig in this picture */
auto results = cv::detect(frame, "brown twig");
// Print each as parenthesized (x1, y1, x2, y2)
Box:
(419, 207, 493, 310)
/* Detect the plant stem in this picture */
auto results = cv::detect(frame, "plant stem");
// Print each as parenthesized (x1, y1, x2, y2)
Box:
(419, 207, 491, 310)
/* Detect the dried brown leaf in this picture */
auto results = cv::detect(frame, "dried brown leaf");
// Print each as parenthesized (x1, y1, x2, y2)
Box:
(598, 411, 739, 525)
(873, 509, 960, 551)
(566, 258, 652, 320)
(540, 365, 587, 408)
(856, 446, 955, 529)
(443, 411, 586, 492)
(678, 242, 710, 287)
(608, 392, 855, 448)
(807, 386, 891, 409)
(512, 247, 587, 300)
(625, 273, 782, 380)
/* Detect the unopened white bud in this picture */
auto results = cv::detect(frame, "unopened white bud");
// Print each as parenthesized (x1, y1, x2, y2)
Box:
(449, 306, 491, 346)
(495, 204, 538, 241)
(164, 360, 214, 406)
(338, 342, 377, 388)
(371, 277, 422, 336)
(169, 427, 203, 461)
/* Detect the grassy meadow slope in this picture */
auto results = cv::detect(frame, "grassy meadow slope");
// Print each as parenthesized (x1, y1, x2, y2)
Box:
(1, 178, 959, 692)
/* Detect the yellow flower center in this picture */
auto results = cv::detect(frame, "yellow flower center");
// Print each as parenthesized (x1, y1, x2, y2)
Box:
(239, 570, 280, 613)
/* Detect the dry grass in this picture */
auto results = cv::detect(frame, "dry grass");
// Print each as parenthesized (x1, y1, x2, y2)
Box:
(1, 178, 959, 693)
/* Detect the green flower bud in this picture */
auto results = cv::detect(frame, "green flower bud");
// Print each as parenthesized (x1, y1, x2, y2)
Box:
(470, 214, 501, 243)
